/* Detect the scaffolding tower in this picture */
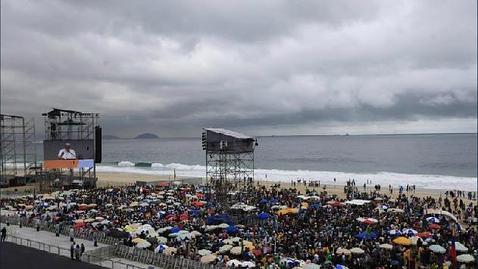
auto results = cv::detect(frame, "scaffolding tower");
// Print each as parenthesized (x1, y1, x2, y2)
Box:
(202, 128, 257, 209)
(0, 114, 37, 186)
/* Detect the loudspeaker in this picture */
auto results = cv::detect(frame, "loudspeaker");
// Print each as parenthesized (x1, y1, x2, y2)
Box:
(95, 126, 102, 163)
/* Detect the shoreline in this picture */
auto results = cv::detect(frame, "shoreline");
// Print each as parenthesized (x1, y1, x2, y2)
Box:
(96, 163, 478, 192)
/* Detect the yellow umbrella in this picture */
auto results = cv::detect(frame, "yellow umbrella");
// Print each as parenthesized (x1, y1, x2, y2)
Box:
(393, 236, 412, 246)
(243, 240, 255, 250)
(132, 238, 145, 243)
(200, 254, 217, 264)
(277, 207, 299, 215)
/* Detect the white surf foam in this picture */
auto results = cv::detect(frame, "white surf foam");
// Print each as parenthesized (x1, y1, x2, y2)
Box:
(97, 161, 477, 191)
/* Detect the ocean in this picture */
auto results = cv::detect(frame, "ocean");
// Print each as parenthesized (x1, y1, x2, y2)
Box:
(94, 133, 477, 191)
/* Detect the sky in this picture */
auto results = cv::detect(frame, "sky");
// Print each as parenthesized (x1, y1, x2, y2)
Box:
(1, 0, 477, 138)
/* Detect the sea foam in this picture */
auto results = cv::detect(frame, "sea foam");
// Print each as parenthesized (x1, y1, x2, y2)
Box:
(97, 161, 477, 191)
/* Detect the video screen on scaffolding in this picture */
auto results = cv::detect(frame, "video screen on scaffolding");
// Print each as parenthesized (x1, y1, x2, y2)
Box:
(43, 139, 95, 169)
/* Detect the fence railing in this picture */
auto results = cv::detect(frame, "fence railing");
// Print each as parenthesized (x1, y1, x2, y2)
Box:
(1, 215, 225, 269)
(5, 233, 147, 269)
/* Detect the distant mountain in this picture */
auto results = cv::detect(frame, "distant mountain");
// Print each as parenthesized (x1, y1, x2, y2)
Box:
(134, 133, 159, 139)
(103, 134, 120, 139)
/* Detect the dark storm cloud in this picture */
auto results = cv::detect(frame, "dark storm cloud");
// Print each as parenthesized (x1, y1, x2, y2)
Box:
(1, 0, 476, 137)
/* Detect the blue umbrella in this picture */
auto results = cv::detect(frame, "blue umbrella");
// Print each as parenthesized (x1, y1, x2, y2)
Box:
(259, 198, 269, 204)
(310, 203, 321, 209)
(189, 209, 200, 217)
(257, 212, 271, 220)
(355, 231, 377, 240)
(170, 227, 181, 233)
(206, 214, 233, 225)
(226, 225, 239, 234)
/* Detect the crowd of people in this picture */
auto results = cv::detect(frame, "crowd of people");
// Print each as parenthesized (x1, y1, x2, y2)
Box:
(0, 179, 476, 269)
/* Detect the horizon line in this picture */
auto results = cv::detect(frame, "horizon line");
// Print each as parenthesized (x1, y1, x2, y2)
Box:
(104, 132, 477, 139)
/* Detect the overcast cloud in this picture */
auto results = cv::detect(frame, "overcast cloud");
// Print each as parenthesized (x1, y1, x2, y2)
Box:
(1, 0, 476, 137)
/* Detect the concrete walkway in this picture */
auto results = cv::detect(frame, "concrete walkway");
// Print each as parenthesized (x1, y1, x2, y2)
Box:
(2, 224, 157, 269)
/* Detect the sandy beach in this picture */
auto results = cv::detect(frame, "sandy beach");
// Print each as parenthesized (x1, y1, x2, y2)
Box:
(95, 171, 476, 204)
(1, 171, 474, 206)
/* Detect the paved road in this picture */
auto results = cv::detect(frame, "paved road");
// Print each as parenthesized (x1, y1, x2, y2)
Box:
(0, 241, 105, 269)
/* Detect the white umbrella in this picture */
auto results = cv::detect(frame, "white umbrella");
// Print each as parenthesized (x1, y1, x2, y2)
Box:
(379, 243, 393, 250)
(231, 237, 242, 242)
(200, 254, 217, 264)
(156, 236, 168, 244)
(230, 246, 242, 255)
(222, 238, 233, 245)
(205, 225, 217, 232)
(135, 240, 151, 249)
(218, 244, 233, 253)
(198, 249, 212, 256)
(189, 231, 202, 238)
(157, 226, 172, 234)
(336, 247, 351, 255)
(456, 254, 475, 263)
(426, 217, 440, 223)
(217, 223, 230, 229)
(454, 242, 468, 253)
(226, 259, 242, 267)
(388, 229, 402, 236)
(402, 228, 418, 236)
(429, 244, 446, 254)
(303, 263, 321, 269)
(241, 261, 256, 268)
(350, 247, 365, 255)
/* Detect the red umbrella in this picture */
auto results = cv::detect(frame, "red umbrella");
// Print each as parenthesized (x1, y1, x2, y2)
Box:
(166, 214, 177, 221)
(327, 201, 344, 207)
(429, 223, 440, 230)
(252, 249, 262, 257)
(73, 222, 86, 229)
(363, 219, 376, 225)
(192, 201, 205, 207)
(417, 232, 432, 238)
(179, 212, 189, 221)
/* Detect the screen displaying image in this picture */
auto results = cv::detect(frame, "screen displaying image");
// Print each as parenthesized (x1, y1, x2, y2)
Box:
(43, 139, 95, 160)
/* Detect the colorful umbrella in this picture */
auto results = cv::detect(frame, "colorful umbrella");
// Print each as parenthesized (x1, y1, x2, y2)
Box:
(393, 236, 412, 246)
